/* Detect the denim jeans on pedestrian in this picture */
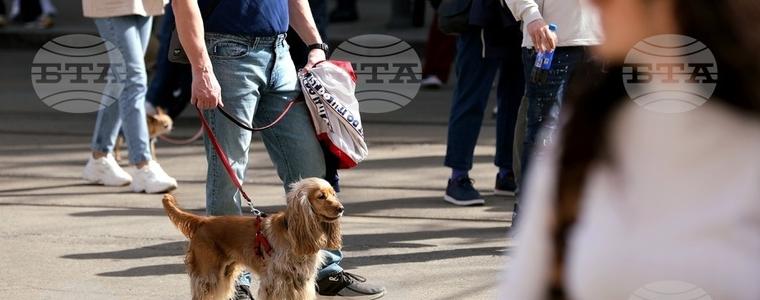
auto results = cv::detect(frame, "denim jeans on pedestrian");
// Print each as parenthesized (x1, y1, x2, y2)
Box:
(203, 33, 342, 285)
(91, 15, 153, 165)
(519, 46, 587, 179)
(444, 29, 524, 173)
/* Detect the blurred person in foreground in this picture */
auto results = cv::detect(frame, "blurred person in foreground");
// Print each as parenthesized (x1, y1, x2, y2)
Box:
(500, 0, 760, 299)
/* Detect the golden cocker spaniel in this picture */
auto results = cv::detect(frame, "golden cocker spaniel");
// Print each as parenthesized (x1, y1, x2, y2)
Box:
(162, 177, 343, 300)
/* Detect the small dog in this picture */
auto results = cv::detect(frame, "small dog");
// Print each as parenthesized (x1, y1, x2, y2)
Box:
(115, 107, 173, 161)
(162, 178, 344, 300)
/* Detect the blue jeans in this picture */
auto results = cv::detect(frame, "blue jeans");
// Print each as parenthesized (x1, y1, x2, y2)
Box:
(444, 29, 524, 172)
(91, 15, 153, 164)
(519, 47, 586, 178)
(203, 33, 342, 284)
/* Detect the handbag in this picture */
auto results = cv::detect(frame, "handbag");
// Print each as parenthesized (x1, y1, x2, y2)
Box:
(437, 0, 473, 35)
(168, 0, 222, 64)
(298, 61, 368, 169)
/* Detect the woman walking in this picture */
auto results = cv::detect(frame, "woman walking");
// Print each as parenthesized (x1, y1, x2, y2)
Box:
(82, 0, 178, 193)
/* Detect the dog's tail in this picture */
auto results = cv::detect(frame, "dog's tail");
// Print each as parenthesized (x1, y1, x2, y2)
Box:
(162, 194, 205, 239)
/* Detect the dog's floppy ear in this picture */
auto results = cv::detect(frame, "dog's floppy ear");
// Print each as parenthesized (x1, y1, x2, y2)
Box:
(321, 221, 342, 250)
(286, 183, 322, 256)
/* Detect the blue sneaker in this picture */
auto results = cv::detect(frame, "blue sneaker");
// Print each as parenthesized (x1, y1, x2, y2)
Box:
(444, 176, 485, 206)
(494, 172, 517, 196)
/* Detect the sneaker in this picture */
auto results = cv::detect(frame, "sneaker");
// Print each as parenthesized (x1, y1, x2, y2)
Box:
(230, 284, 254, 300)
(420, 75, 443, 89)
(444, 176, 485, 206)
(83, 154, 132, 186)
(129, 161, 178, 193)
(317, 272, 386, 299)
(494, 172, 517, 196)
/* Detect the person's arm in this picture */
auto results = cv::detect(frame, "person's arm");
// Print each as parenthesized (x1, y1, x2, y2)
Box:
(504, 0, 556, 52)
(289, 0, 327, 70)
(172, 0, 222, 110)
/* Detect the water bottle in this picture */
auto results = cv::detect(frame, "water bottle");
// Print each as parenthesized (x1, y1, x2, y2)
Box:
(530, 23, 558, 84)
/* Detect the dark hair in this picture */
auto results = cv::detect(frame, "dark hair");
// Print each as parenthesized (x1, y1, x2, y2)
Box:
(549, 0, 760, 298)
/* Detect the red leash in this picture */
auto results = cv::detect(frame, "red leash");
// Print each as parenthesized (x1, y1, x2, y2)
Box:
(195, 105, 273, 257)
(195, 106, 255, 207)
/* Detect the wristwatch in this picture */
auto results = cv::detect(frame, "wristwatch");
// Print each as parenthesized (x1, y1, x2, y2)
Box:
(308, 43, 330, 53)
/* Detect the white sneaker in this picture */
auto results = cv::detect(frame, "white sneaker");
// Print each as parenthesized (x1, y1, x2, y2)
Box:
(129, 161, 178, 193)
(83, 154, 132, 186)
(421, 75, 443, 89)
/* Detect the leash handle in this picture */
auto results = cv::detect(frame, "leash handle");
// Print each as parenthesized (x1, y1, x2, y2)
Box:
(217, 97, 300, 132)
(195, 106, 255, 211)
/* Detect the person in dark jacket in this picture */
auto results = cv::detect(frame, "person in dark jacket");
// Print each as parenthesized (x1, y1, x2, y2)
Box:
(443, 0, 524, 206)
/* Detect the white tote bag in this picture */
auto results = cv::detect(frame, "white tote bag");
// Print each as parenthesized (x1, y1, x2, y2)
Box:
(298, 60, 368, 169)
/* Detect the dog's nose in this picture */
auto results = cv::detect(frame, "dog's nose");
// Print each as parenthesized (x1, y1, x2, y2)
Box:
(337, 206, 345, 214)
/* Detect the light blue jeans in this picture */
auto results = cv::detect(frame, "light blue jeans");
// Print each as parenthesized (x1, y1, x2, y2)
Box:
(91, 15, 153, 164)
(203, 33, 343, 285)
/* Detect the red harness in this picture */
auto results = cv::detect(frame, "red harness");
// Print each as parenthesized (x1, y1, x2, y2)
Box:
(196, 106, 275, 259)
(253, 216, 273, 258)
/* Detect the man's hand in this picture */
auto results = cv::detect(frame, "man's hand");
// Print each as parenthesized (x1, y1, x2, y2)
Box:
(191, 65, 223, 110)
(304, 49, 327, 71)
(527, 19, 557, 52)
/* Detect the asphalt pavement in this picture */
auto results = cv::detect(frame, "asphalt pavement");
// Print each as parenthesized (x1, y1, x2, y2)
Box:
(0, 1, 514, 299)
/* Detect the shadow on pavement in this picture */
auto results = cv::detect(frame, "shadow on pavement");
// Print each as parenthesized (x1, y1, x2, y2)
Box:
(61, 241, 186, 260)
(355, 154, 494, 170)
(345, 246, 510, 268)
(343, 226, 508, 252)
(97, 263, 186, 277)
(62, 225, 509, 277)
(0, 182, 95, 193)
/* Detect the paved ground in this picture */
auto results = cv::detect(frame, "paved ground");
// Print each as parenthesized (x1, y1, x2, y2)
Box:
(0, 2, 514, 299)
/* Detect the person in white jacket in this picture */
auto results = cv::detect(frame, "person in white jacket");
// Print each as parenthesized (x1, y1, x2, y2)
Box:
(500, 0, 760, 299)
(504, 0, 602, 205)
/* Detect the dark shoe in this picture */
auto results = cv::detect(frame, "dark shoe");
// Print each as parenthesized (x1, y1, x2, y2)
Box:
(230, 284, 254, 300)
(494, 172, 517, 196)
(317, 272, 386, 299)
(444, 176, 485, 206)
(329, 9, 359, 23)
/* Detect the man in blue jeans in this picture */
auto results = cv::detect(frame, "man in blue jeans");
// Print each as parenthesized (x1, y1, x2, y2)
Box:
(172, 0, 385, 299)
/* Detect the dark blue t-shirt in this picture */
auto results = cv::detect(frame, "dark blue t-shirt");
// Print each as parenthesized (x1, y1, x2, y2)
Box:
(198, 0, 289, 36)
